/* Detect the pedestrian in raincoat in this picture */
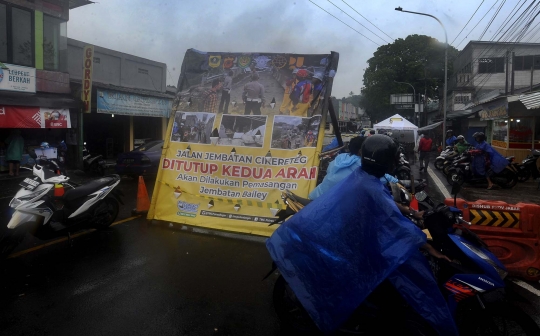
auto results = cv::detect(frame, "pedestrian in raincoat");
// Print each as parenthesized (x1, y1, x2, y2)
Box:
(472, 132, 508, 190)
(309, 136, 398, 200)
(5, 130, 24, 177)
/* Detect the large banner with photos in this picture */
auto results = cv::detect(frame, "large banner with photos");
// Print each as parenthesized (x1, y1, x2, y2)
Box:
(148, 49, 338, 236)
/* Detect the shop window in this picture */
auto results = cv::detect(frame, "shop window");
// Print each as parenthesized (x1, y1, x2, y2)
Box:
(514, 55, 540, 71)
(478, 58, 504, 73)
(509, 118, 533, 143)
(43, 15, 67, 72)
(12, 7, 33, 67)
(0, 4, 7, 62)
(492, 120, 508, 143)
(0, 4, 34, 67)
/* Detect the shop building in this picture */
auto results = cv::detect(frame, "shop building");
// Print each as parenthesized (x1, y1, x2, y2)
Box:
(67, 38, 173, 160)
(447, 41, 540, 148)
(0, 0, 92, 172)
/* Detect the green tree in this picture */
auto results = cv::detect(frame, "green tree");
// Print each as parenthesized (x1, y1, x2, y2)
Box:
(360, 34, 459, 122)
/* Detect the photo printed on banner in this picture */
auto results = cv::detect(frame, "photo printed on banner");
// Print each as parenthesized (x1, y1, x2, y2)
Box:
(271, 115, 321, 149)
(171, 111, 216, 144)
(172, 51, 336, 118)
(217, 115, 267, 147)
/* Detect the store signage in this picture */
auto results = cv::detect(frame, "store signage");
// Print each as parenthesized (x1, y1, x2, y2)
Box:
(0, 63, 36, 93)
(480, 100, 508, 120)
(96, 89, 172, 117)
(0, 106, 71, 128)
(82, 45, 94, 113)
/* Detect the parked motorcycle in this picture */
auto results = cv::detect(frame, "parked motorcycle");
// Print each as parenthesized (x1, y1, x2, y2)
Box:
(395, 155, 412, 180)
(83, 142, 108, 176)
(269, 186, 540, 335)
(1, 156, 123, 258)
(434, 146, 458, 170)
(515, 149, 540, 182)
(446, 149, 518, 189)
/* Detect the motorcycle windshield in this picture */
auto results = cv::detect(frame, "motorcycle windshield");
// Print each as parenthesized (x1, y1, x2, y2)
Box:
(266, 168, 457, 335)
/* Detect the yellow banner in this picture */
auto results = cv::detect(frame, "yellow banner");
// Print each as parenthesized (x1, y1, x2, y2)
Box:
(148, 50, 338, 236)
(82, 45, 94, 113)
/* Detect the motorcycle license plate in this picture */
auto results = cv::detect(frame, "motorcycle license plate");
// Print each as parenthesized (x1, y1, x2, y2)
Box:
(123, 159, 135, 164)
(19, 178, 40, 191)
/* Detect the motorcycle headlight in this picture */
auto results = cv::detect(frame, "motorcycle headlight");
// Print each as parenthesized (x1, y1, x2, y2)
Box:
(460, 241, 508, 280)
(10, 189, 47, 208)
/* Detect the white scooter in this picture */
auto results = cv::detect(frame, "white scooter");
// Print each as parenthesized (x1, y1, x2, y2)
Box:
(1, 159, 123, 258)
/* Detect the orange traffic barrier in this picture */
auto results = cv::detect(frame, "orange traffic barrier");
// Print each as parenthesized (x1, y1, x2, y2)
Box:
(132, 176, 150, 215)
(445, 198, 540, 281)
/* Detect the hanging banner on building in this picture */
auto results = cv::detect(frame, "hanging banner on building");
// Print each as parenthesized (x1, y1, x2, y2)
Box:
(82, 45, 94, 113)
(148, 49, 338, 237)
(97, 89, 172, 117)
(480, 99, 508, 120)
(0, 63, 36, 93)
(0, 106, 72, 128)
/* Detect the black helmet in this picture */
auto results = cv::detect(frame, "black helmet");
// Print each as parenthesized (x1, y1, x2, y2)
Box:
(348, 136, 365, 156)
(361, 134, 399, 178)
(472, 132, 485, 142)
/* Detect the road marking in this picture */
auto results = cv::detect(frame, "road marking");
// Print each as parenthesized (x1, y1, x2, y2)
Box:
(7, 216, 140, 259)
(512, 279, 540, 297)
(427, 168, 451, 199)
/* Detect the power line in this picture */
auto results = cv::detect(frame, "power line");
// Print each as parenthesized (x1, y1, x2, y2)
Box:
(308, 0, 381, 46)
(451, 0, 485, 45)
(489, 0, 527, 40)
(341, 0, 394, 41)
(478, 0, 507, 40)
(456, 0, 501, 48)
(326, 0, 391, 44)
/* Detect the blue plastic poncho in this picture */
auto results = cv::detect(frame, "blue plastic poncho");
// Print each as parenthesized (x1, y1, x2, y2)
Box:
(472, 142, 509, 175)
(309, 154, 398, 200)
(267, 168, 458, 335)
(446, 136, 457, 147)
(322, 137, 340, 152)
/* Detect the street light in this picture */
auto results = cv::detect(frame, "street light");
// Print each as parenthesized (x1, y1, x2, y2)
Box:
(394, 80, 418, 125)
(395, 6, 448, 133)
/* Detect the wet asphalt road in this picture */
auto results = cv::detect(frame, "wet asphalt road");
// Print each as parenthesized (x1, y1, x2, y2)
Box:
(0, 217, 281, 336)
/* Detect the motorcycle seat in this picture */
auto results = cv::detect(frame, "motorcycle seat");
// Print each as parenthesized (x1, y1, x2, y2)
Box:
(63, 176, 118, 201)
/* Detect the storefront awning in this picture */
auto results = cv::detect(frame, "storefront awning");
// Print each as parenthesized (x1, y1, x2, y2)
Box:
(417, 121, 443, 132)
(0, 91, 82, 109)
(518, 91, 540, 110)
(447, 109, 476, 119)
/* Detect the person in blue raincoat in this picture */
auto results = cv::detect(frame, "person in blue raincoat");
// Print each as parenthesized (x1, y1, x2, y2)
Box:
(266, 135, 458, 335)
(472, 132, 509, 190)
(445, 130, 457, 147)
(309, 136, 398, 200)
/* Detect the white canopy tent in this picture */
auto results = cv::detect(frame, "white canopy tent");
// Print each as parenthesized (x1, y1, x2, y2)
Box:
(373, 114, 418, 144)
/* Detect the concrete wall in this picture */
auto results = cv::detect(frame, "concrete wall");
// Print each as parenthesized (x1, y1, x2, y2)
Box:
(67, 38, 167, 93)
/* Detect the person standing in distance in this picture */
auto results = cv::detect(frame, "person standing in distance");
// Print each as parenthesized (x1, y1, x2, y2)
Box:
(418, 133, 433, 172)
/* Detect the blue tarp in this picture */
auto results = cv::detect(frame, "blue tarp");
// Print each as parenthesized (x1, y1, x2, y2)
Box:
(266, 168, 458, 335)
(322, 137, 340, 152)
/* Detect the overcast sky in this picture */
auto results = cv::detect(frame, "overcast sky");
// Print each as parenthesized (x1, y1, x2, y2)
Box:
(68, 0, 530, 97)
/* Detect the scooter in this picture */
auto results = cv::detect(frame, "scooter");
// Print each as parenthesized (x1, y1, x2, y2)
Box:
(268, 186, 540, 335)
(1, 155, 123, 258)
(83, 142, 109, 176)
(515, 149, 540, 182)
(435, 146, 458, 170)
(446, 149, 518, 189)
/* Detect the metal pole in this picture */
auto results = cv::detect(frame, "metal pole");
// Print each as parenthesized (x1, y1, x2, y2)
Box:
(395, 7, 448, 133)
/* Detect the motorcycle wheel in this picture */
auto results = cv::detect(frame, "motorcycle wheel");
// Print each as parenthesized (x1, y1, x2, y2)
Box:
(494, 169, 518, 189)
(273, 275, 320, 335)
(92, 197, 119, 229)
(434, 159, 445, 170)
(447, 170, 465, 186)
(460, 302, 540, 336)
